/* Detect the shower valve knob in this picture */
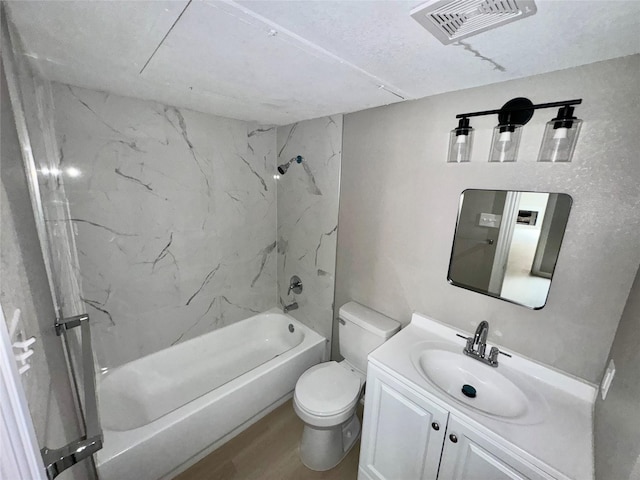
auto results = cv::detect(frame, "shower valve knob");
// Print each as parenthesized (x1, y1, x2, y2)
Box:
(288, 275, 303, 295)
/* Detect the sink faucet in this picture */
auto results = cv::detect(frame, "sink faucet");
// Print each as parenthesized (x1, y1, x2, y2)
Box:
(472, 321, 489, 357)
(463, 321, 500, 367)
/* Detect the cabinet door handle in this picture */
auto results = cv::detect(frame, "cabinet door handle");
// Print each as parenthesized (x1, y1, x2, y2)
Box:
(431, 422, 440, 431)
(449, 434, 458, 443)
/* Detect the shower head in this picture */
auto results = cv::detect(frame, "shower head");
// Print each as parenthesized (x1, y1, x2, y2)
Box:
(277, 162, 291, 175)
(277, 155, 304, 175)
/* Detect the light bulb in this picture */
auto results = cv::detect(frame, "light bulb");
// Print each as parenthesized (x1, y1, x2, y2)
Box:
(538, 106, 582, 162)
(498, 131, 512, 143)
(553, 127, 568, 140)
(538, 117, 582, 162)
(489, 125, 522, 162)
(447, 119, 474, 163)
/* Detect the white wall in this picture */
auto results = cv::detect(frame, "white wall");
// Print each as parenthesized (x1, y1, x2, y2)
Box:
(335, 55, 640, 383)
(595, 266, 640, 480)
(52, 84, 278, 368)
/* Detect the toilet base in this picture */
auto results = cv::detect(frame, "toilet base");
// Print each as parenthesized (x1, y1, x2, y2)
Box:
(299, 413, 361, 471)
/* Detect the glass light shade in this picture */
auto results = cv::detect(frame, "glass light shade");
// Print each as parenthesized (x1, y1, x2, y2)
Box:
(447, 127, 474, 163)
(537, 118, 582, 162)
(488, 124, 522, 162)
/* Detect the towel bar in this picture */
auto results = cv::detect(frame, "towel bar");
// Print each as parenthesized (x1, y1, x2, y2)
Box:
(41, 314, 103, 480)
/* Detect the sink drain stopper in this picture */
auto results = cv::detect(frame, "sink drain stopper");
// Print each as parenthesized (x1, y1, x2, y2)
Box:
(461, 384, 477, 398)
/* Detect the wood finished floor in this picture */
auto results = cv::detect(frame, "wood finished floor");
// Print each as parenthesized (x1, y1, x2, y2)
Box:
(174, 399, 361, 480)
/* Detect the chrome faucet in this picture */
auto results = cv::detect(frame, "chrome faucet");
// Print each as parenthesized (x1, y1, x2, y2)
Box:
(463, 320, 500, 367)
(283, 302, 298, 313)
(472, 321, 489, 357)
(288, 275, 303, 296)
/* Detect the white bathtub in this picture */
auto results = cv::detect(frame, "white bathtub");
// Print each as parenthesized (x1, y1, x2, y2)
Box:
(95, 309, 326, 480)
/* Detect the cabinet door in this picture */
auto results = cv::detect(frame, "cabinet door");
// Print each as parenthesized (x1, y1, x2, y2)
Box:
(438, 416, 556, 480)
(359, 364, 449, 480)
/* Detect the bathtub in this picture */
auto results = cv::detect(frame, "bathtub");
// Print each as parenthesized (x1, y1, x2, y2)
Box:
(95, 309, 326, 480)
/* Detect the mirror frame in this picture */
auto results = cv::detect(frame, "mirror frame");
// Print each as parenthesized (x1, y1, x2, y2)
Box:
(447, 189, 573, 310)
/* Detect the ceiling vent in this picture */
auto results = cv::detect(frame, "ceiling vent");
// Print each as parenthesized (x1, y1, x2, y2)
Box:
(410, 0, 537, 45)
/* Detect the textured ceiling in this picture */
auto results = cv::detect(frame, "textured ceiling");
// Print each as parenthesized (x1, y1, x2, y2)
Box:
(6, 0, 640, 125)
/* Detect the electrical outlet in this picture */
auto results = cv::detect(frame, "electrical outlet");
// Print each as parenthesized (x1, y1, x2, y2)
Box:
(600, 359, 616, 400)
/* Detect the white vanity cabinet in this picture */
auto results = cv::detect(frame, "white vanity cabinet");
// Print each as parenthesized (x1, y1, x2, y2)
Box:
(437, 415, 554, 480)
(359, 364, 449, 480)
(359, 364, 556, 480)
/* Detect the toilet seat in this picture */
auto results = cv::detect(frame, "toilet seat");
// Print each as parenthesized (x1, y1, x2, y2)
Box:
(294, 361, 362, 421)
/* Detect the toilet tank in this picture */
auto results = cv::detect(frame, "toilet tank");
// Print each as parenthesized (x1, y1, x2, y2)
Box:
(338, 302, 400, 375)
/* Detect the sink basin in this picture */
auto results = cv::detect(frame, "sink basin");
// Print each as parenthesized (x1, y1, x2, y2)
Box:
(412, 345, 531, 420)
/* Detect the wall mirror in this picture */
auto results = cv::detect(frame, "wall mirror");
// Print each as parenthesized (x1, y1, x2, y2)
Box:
(448, 189, 572, 309)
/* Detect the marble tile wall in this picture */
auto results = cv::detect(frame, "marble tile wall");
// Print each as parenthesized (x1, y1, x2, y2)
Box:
(51, 84, 278, 368)
(276, 116, 342, 354)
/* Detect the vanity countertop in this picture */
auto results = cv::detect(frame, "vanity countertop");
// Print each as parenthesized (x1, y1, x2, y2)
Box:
(368, 312, 595, 480)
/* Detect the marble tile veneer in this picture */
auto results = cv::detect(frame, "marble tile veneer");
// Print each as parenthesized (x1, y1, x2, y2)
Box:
(277, 116, 342, 351)
(52, 84, 278, 368)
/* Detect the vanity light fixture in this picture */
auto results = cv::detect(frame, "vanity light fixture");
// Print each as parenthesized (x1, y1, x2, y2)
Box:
(489, 120, 522, 163)
(537, 105, 583, 162)
(488, 98, 533, 163)
(449, 97, 582, 164)
(447, 117, 474, 163)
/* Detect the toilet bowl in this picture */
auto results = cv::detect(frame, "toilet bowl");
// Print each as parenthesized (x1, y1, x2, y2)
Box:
(293, 302, 400, 471)
(293, 361, 364, 471)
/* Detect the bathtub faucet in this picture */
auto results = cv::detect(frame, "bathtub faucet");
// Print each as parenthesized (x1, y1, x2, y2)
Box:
(284, 302, 298, 313)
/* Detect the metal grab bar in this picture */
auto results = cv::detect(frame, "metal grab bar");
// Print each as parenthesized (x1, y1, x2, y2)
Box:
(41, 314, 103, 479)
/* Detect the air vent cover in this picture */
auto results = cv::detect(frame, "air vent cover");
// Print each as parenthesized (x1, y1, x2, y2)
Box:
(411, 0, 537, 45)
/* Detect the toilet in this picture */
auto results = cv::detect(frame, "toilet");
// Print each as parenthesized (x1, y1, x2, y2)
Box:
(293, 301, 400, 471)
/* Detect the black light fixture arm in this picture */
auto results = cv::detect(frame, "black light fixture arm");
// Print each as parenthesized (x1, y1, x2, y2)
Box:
(456, 98, 582, 119)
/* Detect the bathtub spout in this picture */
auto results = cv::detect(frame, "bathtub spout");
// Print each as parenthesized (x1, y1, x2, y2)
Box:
(284, 302, 298, 313)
